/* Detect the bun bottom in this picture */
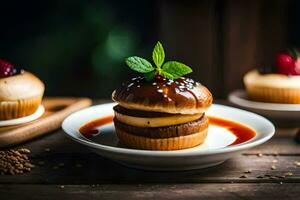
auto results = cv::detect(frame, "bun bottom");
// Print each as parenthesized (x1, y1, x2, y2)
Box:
(115, 127, 208, 150)
(0, 96, 42, 120)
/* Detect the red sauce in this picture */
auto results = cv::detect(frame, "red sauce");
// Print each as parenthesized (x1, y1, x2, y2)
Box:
(208, 116, 256, 146)
(79, 116, 114, 138)
(79, 115, 256, 146)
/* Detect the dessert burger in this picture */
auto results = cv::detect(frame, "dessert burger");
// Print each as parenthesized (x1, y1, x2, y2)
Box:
(112, 41, 212, 150)
(0, 59, 44, 120)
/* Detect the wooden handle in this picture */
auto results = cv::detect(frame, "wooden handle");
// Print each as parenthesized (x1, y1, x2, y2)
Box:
(0, 97, 92, 148)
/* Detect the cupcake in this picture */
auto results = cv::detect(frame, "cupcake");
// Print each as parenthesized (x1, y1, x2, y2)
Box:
(244, 50, 300, 104)
(112, 41, 213, 150)
(0, 59, 44, 120)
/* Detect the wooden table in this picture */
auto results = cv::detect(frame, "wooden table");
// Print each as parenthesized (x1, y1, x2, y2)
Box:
(1, 108, 300, 199)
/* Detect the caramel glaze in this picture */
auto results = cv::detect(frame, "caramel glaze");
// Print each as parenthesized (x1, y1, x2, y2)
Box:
(79, 115, 256, 146)
(112, 77, 213, 112)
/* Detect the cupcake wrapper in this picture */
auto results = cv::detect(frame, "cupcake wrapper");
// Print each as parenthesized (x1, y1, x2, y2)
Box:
(116, 127, 208, 150)
(0, 97, 42, 120)
(245, 85, 300, 104)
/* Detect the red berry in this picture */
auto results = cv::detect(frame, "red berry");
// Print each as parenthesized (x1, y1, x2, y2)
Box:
(275, 53, 300, 75)
(0, 59, 15, 78)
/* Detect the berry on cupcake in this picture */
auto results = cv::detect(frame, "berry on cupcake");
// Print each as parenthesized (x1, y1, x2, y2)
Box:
(112, 41, 213, 150)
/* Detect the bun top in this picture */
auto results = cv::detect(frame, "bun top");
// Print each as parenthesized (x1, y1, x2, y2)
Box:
(112, 76, 212, 114)
(0, 71, 45, 101)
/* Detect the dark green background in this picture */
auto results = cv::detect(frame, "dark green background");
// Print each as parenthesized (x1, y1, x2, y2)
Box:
(1, 0, 300, 98)
(0, 0, 158, 98)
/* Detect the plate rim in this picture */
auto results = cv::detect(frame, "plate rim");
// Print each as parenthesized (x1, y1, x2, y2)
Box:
(228, 89, 300, 111)
(62, 103, 275, 157)
(0, 105, 45, 127)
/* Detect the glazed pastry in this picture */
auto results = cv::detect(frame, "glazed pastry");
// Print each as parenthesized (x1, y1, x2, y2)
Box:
(112, 41, 213, 150)
(0, 59, 44, 120)
(244, 50, 300, 104)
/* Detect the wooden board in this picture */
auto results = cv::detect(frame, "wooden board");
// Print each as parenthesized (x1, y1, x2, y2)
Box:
(0, 97, 92, 148)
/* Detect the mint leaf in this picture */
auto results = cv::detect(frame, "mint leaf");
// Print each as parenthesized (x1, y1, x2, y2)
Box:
(144, 70, 156, 81)
(160, 70, 174, 79)
(125, 56, 154, 73)
(152, 41, 165, 68)
(162, 61, 192, 79)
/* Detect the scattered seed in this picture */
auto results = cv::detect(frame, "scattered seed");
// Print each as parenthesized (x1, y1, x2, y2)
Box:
(284, 172, 293, 176)
(271, 165, 276, 170)
(18, 148, 30, 154)
(257, 153, 263, 157)
(244, 170, 252, 174)
(272, 159, 278, 163)
(239, 175, 247, 178)
(280, 182, 283, 185)
(294, 161, 300, 167)
(0, 148, 34, 175)
(24, 163, 34, 168)
(60, 185, 65, 189)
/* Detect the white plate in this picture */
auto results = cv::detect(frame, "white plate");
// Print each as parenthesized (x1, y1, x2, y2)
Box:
(62, 103, 274, 171)
(0, 105, 45, 127)
(228, 89, 300, 123)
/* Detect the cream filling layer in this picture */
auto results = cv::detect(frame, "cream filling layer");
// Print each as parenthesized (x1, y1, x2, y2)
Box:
(244, 70, 300, 88)
(114, 111, 202, 128)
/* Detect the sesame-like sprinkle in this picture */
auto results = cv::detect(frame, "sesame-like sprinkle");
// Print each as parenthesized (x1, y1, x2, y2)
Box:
(157, 89, 163, 93)
(127, 83, 134, 88)
(152, 82, 157, 86)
